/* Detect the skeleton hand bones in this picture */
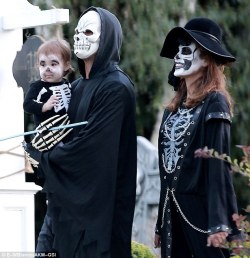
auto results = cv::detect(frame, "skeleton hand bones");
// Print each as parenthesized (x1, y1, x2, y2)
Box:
(23, 114, 73, 168)
(32, 113, 73, 152)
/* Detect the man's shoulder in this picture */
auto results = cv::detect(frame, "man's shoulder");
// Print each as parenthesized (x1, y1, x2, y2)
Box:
(104, 68, 134, 88)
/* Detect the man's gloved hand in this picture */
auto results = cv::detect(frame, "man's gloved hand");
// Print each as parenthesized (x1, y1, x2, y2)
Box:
(22, 114, 72, 168)
(22, 141, 42, 168)
(32, 114, 72, 151)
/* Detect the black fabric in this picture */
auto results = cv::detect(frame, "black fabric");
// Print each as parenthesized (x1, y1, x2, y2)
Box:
(23, 79, 70, 127)
(169, 199, 230, 258)
(160, 17, 235, 64)
(37, 7, 137, 258)
(36, 214, 54, 253)
(23, 142, 42, 164)
(75, 239, 110, 258)
(156, 92, 239, 258)
(169, 200, 192, 258)
(168, 64, 181, 90)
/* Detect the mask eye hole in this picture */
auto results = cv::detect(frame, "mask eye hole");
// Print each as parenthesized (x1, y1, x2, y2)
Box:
(181, 47, 192, 55)
(84, 30, 93, 36)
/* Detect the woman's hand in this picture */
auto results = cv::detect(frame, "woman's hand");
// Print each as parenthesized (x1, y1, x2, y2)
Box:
(154, 233, 161, 248)
(207, 231, 228, 247)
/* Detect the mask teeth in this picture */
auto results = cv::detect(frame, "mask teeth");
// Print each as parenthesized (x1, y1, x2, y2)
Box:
(74, 44, 91, 51)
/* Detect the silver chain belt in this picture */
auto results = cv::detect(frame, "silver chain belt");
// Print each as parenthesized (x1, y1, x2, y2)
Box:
(161, 188, 208, 234)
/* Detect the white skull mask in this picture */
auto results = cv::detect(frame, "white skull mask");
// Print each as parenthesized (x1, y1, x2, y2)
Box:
(174, 42, 207, 77)
(74, 10, 101, 59)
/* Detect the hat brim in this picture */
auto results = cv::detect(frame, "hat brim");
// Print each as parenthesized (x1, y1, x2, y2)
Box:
(160, 27, 235, 63)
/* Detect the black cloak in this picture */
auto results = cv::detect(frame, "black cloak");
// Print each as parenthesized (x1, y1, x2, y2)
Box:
(38, 7, 137, 258)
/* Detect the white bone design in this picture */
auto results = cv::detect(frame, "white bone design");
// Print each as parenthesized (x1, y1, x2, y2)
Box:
(35, 87, 47, 103)
(49, 83, 71, 112)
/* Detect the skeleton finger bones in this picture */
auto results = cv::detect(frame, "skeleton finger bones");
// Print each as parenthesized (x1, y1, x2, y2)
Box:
(32, 114, 73, 152)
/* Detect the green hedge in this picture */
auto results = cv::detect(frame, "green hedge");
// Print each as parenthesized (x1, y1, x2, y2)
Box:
(132, 241, 156, 258)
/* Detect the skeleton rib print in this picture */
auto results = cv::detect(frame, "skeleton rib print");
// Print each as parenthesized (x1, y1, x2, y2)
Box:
(162, 107, 195, 173)
(49, 84, 71, 112)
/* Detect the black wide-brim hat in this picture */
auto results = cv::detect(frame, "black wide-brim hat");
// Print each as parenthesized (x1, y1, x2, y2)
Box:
(160, 17, 235, 64)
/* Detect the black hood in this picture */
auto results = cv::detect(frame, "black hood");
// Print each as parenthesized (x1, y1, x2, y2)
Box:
(77, 7, 123, 78)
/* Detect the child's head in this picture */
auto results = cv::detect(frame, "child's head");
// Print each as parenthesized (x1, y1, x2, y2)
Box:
(37, 39, 73, 83)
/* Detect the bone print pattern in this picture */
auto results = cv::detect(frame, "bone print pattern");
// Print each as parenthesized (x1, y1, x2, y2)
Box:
(35, 87, 48, 103)
(162, 108, 194, 173)
(49, 83, 71, 112)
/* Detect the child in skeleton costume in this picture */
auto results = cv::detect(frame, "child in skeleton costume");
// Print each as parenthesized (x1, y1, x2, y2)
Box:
(23, 39, 72, 128)
(154, 18, 242, 258)
(23, 39, 73, 253)
(24, 7, 137, 258)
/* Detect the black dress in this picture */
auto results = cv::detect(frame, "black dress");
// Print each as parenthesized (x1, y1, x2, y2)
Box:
(156, 92, 239, 258)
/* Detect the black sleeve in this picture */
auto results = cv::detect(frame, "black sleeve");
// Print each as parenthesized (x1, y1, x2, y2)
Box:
(155, 189, 164, 235)
(205, 94, 238, 234)
(23, 82, 44, 115)
(155, 109, 170, 236)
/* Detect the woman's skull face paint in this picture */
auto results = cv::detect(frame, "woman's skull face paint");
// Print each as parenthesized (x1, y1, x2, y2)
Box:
(174, 42, 207, 77)
(74, 11, 101, 59)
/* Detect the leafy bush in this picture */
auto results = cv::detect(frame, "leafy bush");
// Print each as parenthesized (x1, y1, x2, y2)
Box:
(132, 241, 156, 258)
(195, 145, 250, 257)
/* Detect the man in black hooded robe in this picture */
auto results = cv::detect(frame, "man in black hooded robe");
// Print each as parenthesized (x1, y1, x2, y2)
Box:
(26, 6, 137, 258)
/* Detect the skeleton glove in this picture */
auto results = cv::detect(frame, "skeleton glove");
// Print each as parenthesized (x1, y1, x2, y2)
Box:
(22, 114, 72, 169)
(32, 114, 73, 152)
